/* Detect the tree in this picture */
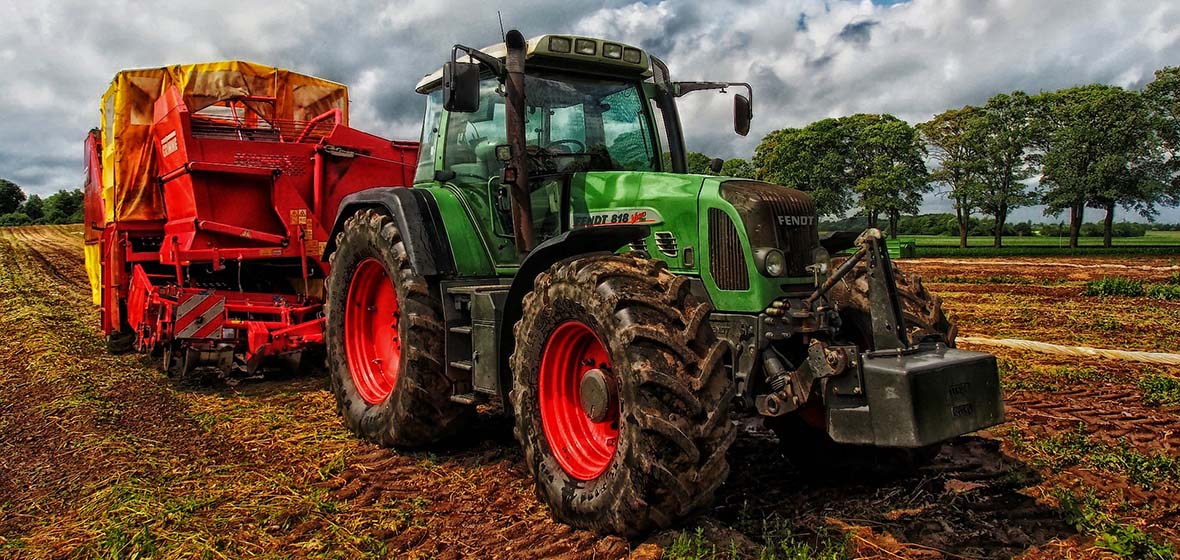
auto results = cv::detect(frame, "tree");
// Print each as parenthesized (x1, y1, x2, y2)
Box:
(42, 189, 84, 224)
(685, 152, 714, 175)
(754, 118, 857, 217)
(0, 213, 32, 227)
(754, 114, 930, 230)
(918, 106, 987, 248)
(720, 158, 755, 178)
(975, 92, 1038, 248)
(851, 114, 930, 238)
(0, 179, 26, 215)
(21, 194, 43, 222)
(1145, 66, 1180, 200)
(1035, 85, 1163, 247)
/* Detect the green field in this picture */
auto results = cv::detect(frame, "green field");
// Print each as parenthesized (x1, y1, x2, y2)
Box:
(902, 230, 1180, 247)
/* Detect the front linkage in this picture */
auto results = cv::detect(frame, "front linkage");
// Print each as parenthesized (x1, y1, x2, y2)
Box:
(755, 228, 1005, 448)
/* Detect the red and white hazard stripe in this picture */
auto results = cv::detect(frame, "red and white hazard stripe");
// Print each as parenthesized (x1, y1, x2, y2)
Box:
(174, 292, 226, 339)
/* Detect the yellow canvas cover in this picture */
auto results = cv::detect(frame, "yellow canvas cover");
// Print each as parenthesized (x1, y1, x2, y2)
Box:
(99, 61, 349, 222)
(84, 243, 101, 304)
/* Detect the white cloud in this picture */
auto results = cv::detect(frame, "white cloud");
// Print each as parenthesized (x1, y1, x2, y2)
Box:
(1, 0, 1178, 220)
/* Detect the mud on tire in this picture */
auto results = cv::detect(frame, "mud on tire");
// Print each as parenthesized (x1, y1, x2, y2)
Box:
(325, 209, 472, 447)
(511, 253, 734, 536)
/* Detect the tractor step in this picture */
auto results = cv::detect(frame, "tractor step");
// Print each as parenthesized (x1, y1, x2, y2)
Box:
(449, 360, 473, 371)
(449, 392, 480, 405)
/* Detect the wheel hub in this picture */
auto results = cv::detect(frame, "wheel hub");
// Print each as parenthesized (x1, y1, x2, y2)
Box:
(538, 321, 619, 481)
(343, 258, 401, 405)
(579, 368, 615, 422)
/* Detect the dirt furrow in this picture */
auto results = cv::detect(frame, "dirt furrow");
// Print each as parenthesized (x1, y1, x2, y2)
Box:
(4, 227, 1179, 558)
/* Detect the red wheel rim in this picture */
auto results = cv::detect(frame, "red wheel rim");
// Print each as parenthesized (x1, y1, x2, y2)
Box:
(539, 321, 619, 480)
(344, 258, 401, 405)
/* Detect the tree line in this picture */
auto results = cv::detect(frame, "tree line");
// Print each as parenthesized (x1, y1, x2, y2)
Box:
(0, 179, 85, 226)
(702, 66, 1180, 249)
(822, 213, 1151, 239)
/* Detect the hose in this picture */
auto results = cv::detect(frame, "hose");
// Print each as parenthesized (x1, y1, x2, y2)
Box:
(958, 336, 1180, 366)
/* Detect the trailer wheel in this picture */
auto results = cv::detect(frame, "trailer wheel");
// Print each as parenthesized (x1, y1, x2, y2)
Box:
(511, 254, 734, 535)
(325, 209, 472, 447)
(104, 331, 136, 354)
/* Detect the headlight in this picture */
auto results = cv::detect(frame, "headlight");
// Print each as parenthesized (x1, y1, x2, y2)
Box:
(755, 247, 786, 277)
(548, 36, 572, 53)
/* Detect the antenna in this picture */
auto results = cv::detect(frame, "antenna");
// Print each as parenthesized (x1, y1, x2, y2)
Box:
(498, 11, 506, 40)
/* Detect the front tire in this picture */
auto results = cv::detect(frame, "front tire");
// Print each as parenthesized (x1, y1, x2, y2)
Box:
(511, 254, 734, 535)
(827, 264, 957, 347)
(325, 209, 471, 447)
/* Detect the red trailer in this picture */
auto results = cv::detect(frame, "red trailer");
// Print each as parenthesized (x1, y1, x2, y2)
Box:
(84, 61, 416, 378)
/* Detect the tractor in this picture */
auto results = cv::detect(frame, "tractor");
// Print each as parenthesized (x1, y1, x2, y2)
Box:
(85, 32, 1003, 536)
(320, 30, 1003, 534)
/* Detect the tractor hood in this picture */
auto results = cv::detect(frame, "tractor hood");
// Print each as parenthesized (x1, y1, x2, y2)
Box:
(569, 171, 706, 272)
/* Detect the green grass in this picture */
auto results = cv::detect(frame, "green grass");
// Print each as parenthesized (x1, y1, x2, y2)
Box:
(666, 516, 853, 560)
(902, 231, 1180, 257)
(1147, 283, 1180, 300)
(1083, 276, 1180, 300)
(916, 246, 1180, 257)
(1054, 490, 1177, 560)
(1085, 277, 1146, 297)
(1017, 424, 1180, 490)
(906, 230, 1180, 248)
(1139, 374, 1180, 407)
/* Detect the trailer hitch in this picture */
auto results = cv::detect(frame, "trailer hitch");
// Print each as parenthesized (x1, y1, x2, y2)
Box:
(755, 340, 859, 416)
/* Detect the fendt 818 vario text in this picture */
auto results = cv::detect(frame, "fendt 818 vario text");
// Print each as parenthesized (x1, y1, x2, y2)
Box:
(86, 31, 1004, 534)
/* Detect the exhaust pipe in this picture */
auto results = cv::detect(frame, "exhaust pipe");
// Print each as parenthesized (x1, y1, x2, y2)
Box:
(503, 30, 536, 253)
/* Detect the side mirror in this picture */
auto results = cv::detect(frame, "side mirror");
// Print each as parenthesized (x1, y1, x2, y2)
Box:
(443, 61, 481, 113)
(708, 158, 724, 174)
(734, 94, 752, 137)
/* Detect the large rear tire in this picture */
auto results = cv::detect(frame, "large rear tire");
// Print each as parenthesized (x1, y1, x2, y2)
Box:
(511, 254, 734, 536)
(325, 209, 472, 447)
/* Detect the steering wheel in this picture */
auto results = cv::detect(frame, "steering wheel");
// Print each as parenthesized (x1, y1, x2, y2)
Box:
(464, 121, 485, 146)
(545, 139, 585, 154)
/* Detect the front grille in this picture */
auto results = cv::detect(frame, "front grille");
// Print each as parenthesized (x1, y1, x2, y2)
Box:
(719, 181, 819, 277)
(708, 208, 749, 290)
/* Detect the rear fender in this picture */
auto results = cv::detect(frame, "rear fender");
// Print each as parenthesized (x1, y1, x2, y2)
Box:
(323, 188, 454, 277)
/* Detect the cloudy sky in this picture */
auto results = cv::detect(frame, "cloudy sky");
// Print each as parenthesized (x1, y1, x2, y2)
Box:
(2, 0, 1178, 221)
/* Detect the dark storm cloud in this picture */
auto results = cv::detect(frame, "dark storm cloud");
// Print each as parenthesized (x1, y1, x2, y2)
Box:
(1, 0, 1179, 222)
(836, 19, 877, 47)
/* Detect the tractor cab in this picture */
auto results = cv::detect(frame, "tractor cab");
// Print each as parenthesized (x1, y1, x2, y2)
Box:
(413, 34, 752, 266)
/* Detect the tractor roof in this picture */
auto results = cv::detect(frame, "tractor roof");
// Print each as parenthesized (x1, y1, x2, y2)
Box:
(415, 34, 653, 93)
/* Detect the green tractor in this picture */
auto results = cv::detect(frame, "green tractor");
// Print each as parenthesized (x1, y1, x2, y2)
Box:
(322, 30, 1004, 534)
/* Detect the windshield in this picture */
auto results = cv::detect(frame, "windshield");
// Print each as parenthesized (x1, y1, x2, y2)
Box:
(442, 73, 660, 180)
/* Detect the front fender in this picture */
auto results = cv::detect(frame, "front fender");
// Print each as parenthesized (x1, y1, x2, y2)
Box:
(497, 224, 650, 406)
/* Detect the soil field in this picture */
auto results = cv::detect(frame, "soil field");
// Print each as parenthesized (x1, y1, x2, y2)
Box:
(1, 225, 1178, 559)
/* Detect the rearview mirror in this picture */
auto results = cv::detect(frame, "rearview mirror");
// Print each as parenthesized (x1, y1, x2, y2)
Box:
(443, 61, 480, 113)
(734, 94, 752, 137)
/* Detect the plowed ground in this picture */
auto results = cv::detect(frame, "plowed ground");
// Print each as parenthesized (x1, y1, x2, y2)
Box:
(0, 226, 1177, 559)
